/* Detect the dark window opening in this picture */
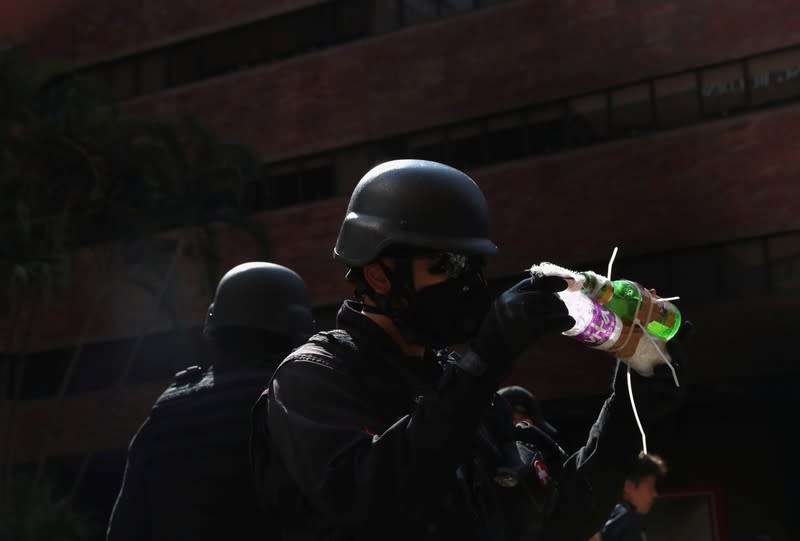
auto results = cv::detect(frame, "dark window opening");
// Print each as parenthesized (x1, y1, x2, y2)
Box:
(168, 42, 202, 87)
(486, 113, 526, 164)
(409, 130, 446, 163)
(267, 168, 301, 208)
(299, 163, 336, 202)
(568, 93, 608, 145)
(402, 0, 439, 23)
(76, 0, 503, 101)
(655, 73, 701, 129)
(332, 0, 373, 44)
(447, 122, 485, 170)
(611, 83, 653, 137)
(526, 104, 567, 155)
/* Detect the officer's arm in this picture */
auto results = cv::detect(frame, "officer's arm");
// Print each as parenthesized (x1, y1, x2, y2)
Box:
(548, 360, 681, 541)
(265, 355, 498, 532)
(106, 421, 152, 541)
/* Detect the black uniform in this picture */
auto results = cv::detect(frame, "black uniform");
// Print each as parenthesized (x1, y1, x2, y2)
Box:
(108, 360, 279, 541)
(599, 503, 648, 541)
(251, 301, 660, 541)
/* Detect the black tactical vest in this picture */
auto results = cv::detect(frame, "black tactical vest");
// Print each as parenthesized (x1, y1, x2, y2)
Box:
(137, 363, 277, 540)
(252, 330, 566, 541)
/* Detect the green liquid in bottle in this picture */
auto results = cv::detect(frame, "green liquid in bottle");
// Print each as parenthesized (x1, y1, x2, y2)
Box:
(581, 275, 681, 340)
(606, 280, 640, 321)
(644, 298, 681, 340)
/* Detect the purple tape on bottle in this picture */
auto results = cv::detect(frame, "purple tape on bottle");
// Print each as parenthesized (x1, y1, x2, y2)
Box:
(575, 301, 620, 348)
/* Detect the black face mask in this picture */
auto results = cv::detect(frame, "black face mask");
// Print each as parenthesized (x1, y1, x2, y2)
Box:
(399, 271, 491, 348)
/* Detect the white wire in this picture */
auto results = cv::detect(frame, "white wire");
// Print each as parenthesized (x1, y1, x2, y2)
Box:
(607, 244, 681, 454)
(606, 246, 618, 280)
(626, 366, 648, 454)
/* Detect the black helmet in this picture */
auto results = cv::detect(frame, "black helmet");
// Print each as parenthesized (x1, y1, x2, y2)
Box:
(334, 159, 498, 266)
(203, 262, 313, 345)
(497, 385, 559, 437)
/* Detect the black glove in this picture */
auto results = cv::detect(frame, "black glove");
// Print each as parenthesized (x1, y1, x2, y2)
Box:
(614, 320, 695, 420)
(464, 275, 575, 378)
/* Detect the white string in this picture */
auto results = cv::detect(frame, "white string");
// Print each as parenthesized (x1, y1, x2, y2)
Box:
(608, 243, 679, 454)
(637, 322, 680, 387)
(626, 366, 648, 454)
(606, 246, 618, 280)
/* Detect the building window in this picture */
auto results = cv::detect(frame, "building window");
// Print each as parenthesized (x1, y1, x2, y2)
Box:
(266, 163, 301, 208)
(265, 12, 305, 60)
(701, 62, 747, 117)
(611, 83, 653, 136)
(402, 0, 439, 24)
(168, 42, 202, 87)
(108, 59, 137, 102)
(525, 104, 566, 155)
(334, 148, 371, 196)
(655, 73, 701, 129)
(372, 1, 403, 33)
(486, 112, 526, 164)
(748, 47, 800, 107)
(440, 0, 478, 15)
(332, 0, 373, 44)
(241, 179, 265, 212)
(408, 130, 446, 162)
(569, 93, 608, 145)
(768, 231, 800, 292)
(231, 22, 270, 69)
(299, 3, 334, 52)
(138, 51, 168, 95)
(447, 121, 485, 170)
(201, 31, 237, 78)
(75, 0, 508, 100)
(368, 137, 408, 167)
(299, 159, 336, 201)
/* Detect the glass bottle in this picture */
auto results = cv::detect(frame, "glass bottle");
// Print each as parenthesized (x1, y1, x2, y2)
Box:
(557, 289, 671, 375)
(572, 272, 681, 341)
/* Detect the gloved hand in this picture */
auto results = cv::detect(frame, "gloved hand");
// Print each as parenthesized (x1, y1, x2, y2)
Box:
(467, 275, 575, 377)
(614, 320, 695, 419)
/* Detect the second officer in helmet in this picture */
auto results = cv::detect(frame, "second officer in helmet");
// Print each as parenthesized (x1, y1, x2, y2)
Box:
(108, 262, 313, 541)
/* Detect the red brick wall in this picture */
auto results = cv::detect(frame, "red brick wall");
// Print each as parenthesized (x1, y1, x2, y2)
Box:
(120, 0, 800, 162)
(0, 0, 325, 64)
(2, 106, 799, 352)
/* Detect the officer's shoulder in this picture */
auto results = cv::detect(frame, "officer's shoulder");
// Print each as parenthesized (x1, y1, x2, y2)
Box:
(155, 365, 209, 405)
(174, 365, 205, 385)
(279, 329, 360, 373)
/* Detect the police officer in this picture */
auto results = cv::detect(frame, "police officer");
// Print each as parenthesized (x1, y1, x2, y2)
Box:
(250, 160, 690, 541)
(498, 385, 559, 437)
(107, 262, 313, 541)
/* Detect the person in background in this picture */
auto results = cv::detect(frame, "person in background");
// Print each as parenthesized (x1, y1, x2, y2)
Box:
(498, 384, 559, 438)
(592, 452, 669, 541)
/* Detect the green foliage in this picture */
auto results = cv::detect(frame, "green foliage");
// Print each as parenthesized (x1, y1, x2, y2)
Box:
(0, 474, 99, 541)
(0, 42, 269, 314)
(0, 42, 271, 513)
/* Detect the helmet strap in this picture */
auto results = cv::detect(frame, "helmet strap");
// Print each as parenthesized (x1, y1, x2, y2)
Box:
(359, 257, 418, 327)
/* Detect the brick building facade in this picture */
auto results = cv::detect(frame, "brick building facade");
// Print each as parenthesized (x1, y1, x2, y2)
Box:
(1, 1, 798, 539)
